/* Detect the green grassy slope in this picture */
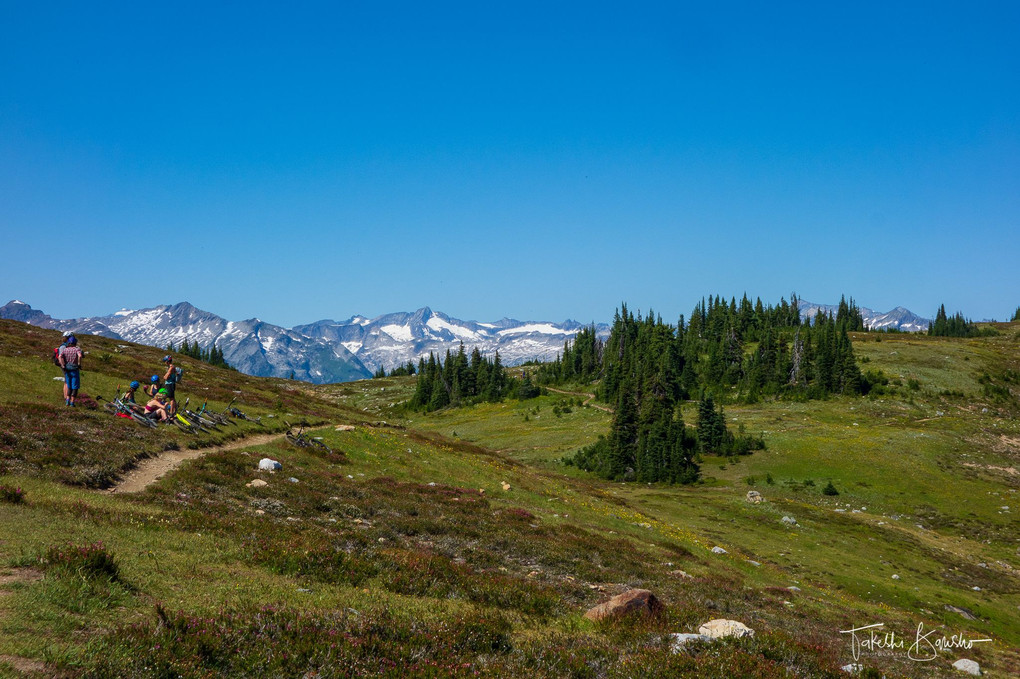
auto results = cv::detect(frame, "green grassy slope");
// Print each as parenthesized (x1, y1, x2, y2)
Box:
(1, 319, 1018, 677)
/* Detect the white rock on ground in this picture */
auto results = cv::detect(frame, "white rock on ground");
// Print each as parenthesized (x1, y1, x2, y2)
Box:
(781, 516, 797, 525)
(258, 458, 282, 471)
(952, 658, 981, 675)
(247, 479, 268, 488)
(698, 619, 755, 639)
(745, 490, 764, 503)
(669, 633, 712, 652)
(711, 546, 727, 554)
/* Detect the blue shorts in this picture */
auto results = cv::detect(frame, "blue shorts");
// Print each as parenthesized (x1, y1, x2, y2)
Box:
(64, 369, 80, 390)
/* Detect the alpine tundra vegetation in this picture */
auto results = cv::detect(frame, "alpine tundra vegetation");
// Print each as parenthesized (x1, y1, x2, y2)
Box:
(1, 310, 1019, 677)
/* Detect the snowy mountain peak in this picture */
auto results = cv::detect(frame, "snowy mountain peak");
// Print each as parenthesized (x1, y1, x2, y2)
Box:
(798, 301, 930, 332)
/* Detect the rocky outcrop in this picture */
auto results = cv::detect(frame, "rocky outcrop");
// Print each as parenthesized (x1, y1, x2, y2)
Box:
(698, 619, 755, 640)
(584, 589, 663, 621)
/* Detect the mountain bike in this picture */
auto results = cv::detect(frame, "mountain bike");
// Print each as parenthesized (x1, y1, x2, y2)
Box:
(197, 400, 232, 426)
(98, 395, 158, 429)
(167, 410, 201, 434)
(223, 397, 261, 425)
(284, 421, 333, 455)
(181, 398, 222, 431)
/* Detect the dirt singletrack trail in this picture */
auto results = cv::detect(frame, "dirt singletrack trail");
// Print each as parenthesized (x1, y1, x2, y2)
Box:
(544, 387, 614, 413)
(108, 432, 285, 494)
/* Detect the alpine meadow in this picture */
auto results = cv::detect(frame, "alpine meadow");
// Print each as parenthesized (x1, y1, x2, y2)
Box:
(1, 299, 1019, 677)
(3, 3, 1019, 678)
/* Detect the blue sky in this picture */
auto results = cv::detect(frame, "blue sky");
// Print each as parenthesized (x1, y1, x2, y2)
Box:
(2, 2, 1017, 327)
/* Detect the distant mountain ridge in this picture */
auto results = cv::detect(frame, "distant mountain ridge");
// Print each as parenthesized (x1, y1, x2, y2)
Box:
(294, 306, 610, 373)
(797, 301, 930, 333)
(1, 299, 931, 384)
(0, 300, 610, 383)
(0, 300, 371, 384)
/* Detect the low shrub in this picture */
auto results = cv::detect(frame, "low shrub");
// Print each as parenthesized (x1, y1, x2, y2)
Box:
(88, 604, 512, 677)
(44, 541, 120, 581)
(0, 484, 25, 504)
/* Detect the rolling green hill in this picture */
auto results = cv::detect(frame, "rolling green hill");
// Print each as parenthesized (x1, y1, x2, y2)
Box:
(1, 318, 1018, 677)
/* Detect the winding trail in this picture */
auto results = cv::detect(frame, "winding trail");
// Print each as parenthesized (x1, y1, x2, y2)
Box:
(108, 432, 285, 494)
(544, 387, 614, 413)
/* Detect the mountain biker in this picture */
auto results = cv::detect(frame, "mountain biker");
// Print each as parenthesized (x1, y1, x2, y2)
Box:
(122, 381, 141, 406)
(58, 334, 83, 406)
(161, 355, 180, 415)
(144, 392, 169, 422)
(144, 374, 161, 398)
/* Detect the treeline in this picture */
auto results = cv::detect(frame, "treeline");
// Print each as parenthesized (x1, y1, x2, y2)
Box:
(408, 345, 541, 412)
(928, 305, 978, 337)
(540, 294, 868, 402)
(926, 304, 1001, 338)
(166, 339, 234, 370)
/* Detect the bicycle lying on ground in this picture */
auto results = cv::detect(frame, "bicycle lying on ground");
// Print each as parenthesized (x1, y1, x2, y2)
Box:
(196, 400, 232, 426)
(222, 397, 261, 425)
(181, 398, 222, 431)
(284, 421, 333, 454)
(98, 393, 206, 435)
(98, 394, 158, 429)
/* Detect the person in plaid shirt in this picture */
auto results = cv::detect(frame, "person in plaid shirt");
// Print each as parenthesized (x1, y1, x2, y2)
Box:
(58, 334, 83, 406)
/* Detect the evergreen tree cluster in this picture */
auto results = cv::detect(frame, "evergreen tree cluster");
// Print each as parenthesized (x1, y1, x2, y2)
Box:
(556, 293, 868, 486)
(1013, 307, 1020, 323)
(408, 344, 536, 412)
(928, 304, 979, 337)
(166, 340, 234, 370)
(695, 395, 765, 456)
(374, 361, 417, 378)
(539, 294, 867, 401)
(540, 325, 603, 383)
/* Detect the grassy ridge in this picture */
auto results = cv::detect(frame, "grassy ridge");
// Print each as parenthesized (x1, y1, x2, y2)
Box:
(1, 319, 1019, 677)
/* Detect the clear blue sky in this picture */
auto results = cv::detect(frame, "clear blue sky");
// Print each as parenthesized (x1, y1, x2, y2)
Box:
(2, 2, 1017, 327)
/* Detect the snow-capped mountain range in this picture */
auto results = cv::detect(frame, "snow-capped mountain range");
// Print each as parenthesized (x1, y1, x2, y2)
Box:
(1, 299, 931, 384)
(0, 300, 609, 384)
(293, 307, 607, 373)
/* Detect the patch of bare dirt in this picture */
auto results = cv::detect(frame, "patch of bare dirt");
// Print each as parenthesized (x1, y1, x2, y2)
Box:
(998, 434, 1020, 454)
(0, 568, 43, 588)
(0, 655, 48, 675)
(962, 462, 1019, 477)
